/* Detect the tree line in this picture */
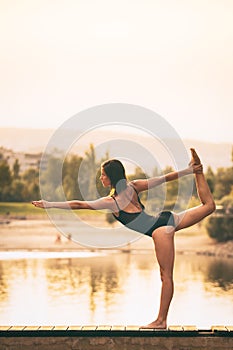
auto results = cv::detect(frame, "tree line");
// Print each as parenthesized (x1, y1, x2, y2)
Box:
(0, 145, 232, 213)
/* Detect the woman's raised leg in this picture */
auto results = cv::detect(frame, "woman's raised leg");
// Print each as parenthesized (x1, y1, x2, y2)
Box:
(175, 150, 215, 231)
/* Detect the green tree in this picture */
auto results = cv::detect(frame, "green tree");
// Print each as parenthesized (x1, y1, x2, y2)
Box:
(22, 168, 40, 201)
(62, 154, 83, 200)
(206, 216, 233, 242)
(205, 166, 215, 193)
(6, 180, 25, 202)
(205, 148, 233, 241)
(85, 144, 97, 199)
(40, 156, 63, 200)
(214, 167, 233, 200)
(0, 159, 12, 187)
(22, 168, 37, 182)
(13, 159, 20, 179)
(145, 166, 163, 211)
(219, 190, 233, 214)
(163, 166, 178, 200)
(76, 144, 99, 200)
(0, 159, 12, 200)
(95, 151, 110, 197)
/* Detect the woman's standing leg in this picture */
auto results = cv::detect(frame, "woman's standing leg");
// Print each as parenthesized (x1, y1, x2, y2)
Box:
(140, 226, 175, 329)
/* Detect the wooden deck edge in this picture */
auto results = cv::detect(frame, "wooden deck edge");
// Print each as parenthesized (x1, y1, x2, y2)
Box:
(0, 325, 232, 338)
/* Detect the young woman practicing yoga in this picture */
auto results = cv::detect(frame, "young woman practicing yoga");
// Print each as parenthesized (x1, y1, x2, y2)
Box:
(32, 148, 215, 329)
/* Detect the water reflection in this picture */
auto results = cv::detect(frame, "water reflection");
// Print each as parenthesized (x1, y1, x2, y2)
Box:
(206, 259, 233, 291)
(44, 256, 125, 314)
(0, 263, 8, 301)
(0, 252, 232, 327)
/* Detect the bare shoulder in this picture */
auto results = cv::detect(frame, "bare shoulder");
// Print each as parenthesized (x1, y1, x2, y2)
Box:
(130, 179, 149, 193)
(92, 196, 116, 210)
(102, 196, 115, 205)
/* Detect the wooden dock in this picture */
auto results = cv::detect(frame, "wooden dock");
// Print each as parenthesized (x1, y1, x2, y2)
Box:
(0, 325, 232, 349)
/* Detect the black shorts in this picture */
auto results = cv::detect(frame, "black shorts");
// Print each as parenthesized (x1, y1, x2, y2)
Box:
(116, 209, 176, 237)
(144, 210, 175, 237)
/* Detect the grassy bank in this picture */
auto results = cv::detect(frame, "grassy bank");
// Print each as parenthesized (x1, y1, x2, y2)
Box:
(0, 202, 43, 217)
(0, 202, 105, 219)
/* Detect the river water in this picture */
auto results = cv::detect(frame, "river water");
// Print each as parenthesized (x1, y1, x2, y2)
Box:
(0, 250, 232, 328)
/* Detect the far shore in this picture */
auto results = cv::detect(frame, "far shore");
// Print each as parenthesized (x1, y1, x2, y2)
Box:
(0, 215, 233, 259)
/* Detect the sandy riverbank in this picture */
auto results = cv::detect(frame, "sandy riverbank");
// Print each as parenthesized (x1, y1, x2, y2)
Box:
(0, 216, 233, 259)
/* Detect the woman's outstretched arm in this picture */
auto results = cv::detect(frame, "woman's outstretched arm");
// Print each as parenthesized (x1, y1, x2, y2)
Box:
(32, 197, 114, 211)
(132, 163, 202, 193)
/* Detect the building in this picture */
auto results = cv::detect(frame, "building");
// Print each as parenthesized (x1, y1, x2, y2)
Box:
(0, 147, 42, 174)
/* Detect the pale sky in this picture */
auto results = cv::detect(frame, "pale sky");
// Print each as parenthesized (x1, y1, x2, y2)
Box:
(0, 0, 232, 143)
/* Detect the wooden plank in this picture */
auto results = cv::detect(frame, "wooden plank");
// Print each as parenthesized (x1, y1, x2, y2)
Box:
(53, 326, 68, 331)
(67, 325, 82, 330)
(24, 326, 40, 331)
(111, 326, 126, 331)
(38, 326, 54, 331)
(183, 325, 198, 332)
(81, 326, 97, 331)
(8, 326, 26, 331)
(212, 326, 228, 332)
(0, 326, 11, 331)
(126, 326, 140, 331)
(96, 326, 112, 331)
(168, 326, 183, 332)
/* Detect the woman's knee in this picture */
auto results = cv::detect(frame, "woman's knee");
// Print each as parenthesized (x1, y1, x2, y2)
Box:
(201, 200, 216, 218)
(206, 200, 216, 215)
(160, 268, 173, 282)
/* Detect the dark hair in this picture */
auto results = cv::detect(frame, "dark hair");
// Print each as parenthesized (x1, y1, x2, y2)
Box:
(102, 159, 127, 194)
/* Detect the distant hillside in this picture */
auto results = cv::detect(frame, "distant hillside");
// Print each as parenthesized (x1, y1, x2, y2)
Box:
(0, 128, 54, 153)
(0, 127, 231, 172)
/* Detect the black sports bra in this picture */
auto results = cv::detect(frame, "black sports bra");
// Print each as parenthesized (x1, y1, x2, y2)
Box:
(111, 183, 175, 237)
(111, 184, 145, 216)
(111, 183, 148, 231)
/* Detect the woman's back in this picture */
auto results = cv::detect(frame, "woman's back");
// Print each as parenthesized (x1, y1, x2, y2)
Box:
(111, 183, 144, 215)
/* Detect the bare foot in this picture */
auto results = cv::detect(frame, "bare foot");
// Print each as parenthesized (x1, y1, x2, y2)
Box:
(140, 320, 167, 329)
(190, 148, 201, 165)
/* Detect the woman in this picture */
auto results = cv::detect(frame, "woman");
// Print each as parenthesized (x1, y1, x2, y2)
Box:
(32, 148, 215, 329)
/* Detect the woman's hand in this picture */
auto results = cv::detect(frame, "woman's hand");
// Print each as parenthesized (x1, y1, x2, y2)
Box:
(191, 163, 203, 174)
(32, 200, 52, 209)
(186, 163, 203, 175)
